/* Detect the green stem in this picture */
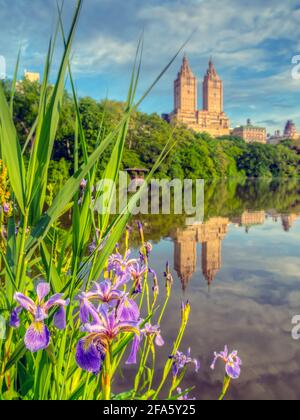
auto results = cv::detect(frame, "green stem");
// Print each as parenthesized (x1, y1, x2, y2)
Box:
(218, 375, 231, 400)
(153, 312, 189, 400)
(102, 344, 112, 400)
(133, 339, 149, 397)
(168, 375, 177, 399)
(157, 290, 170, 325)
(148, 342, 156, 393)
(0, 327, 13, 392)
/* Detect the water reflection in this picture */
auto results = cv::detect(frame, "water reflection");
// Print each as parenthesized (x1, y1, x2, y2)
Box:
(172, 210, 300, 291)
(173, 217, 229, 289)
(117, 180, 300, 400)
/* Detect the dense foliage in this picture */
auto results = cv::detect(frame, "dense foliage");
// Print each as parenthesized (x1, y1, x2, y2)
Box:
(2, 79, 300, 187)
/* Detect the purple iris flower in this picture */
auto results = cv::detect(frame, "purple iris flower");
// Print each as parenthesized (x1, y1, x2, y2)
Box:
(127, 322, 164, 366)
(139, 242, 153, 262)
(130, 261, 147, 294)
(86, 280, 124, 303)
(78, 280, 124, 323)
(80, 179, 87, 189)
(88, 229, 102, 254)
(107, 251, 138, 286)
(3, 202, 10, 214)
(141, 323, 164, 346)
(10, 282, 69, 352)
(211, 345, 242, 380)
(76, 298, 140, 374)
(88, 240, 97, 254)
(170, 348, 200, 377)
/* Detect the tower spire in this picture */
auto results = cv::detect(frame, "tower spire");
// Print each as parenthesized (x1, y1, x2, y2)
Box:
(207, 57, 217, 78)
(181, 54, 192, 74)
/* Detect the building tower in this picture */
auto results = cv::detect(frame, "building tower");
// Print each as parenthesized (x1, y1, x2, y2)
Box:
(173, 227, 197, 290)
(283, 120, 299, 140)
(203, 59, 223, 114)
(201, 238, 222, 286)
(174, 55, 197, 115)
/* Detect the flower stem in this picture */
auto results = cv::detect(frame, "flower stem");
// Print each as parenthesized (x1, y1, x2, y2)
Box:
(218, 375, 231, 400)
(153, 307, 190, 400)
(102, 345, 112, 400)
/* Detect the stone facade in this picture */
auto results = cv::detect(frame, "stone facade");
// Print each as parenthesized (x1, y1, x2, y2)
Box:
(167, 56, 230, 137)
(232, 119, 266, 144)
(24, 71, 40, 83)
(231, 211, 265, 227)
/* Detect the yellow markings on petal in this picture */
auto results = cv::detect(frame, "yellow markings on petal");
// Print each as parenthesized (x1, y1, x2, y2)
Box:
(83, 338, 92, 352)
(32, 321, 44, 333)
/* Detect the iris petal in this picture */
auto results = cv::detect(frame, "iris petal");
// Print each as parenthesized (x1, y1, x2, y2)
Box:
(75, 337, 105, 374)
(155, 333, 165, 347)
(99, 280, 111, 298)
(14, 292, 36, 313)
(79, 298, 98, 324)
(24, 322, 50, 352)
(54, 306, 66, 330)
(44, 294, 69, 311)
(226, 362, 241, 379)
(117, 297, 140, 322)
(36, 282, 50, 303)
(126, 335, 140, 365)
(10, 306, 23, 328)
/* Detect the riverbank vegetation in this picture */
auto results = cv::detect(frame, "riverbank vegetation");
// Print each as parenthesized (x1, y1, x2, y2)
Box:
(1, 78, 300, 195)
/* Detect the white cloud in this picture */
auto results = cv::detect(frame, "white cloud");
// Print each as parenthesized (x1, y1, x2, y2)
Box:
(72, 35, 136, 74)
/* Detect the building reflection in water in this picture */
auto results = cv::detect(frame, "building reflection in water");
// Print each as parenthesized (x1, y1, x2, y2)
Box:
(172, 211, 300, 290)
(281, 214, 299, 232)
(231, 211, 265, 233)
(172, 217, 228, 290)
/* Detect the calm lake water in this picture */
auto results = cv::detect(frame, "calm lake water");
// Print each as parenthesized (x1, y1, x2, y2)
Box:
(115, 179, 300, 400)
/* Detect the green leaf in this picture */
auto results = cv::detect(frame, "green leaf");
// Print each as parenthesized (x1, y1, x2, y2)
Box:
(27, 0, 83, 222)
(0, 87, 26, 214)
(4, 340, 26, 373)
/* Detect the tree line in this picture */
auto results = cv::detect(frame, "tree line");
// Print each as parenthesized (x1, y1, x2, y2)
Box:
(3, 78, 300, 193)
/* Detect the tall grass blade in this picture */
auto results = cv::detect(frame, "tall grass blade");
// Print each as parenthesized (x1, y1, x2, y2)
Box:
(0, 87, 26, 214)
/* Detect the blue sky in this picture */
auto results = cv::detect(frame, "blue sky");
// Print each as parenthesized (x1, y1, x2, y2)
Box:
(1, 0, 300, 133)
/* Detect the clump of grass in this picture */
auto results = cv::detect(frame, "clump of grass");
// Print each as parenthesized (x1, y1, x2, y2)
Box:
(0, 0, 191, 400)
(0, 1, 241, 400)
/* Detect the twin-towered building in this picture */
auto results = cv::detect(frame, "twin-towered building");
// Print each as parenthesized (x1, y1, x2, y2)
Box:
(165, 55, 276, 143)
(165, 56, 231, 137)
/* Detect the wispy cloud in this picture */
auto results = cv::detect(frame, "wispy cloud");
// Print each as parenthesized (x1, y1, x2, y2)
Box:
(71, 35, 136, 74)
(1, 0, 300, 132)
